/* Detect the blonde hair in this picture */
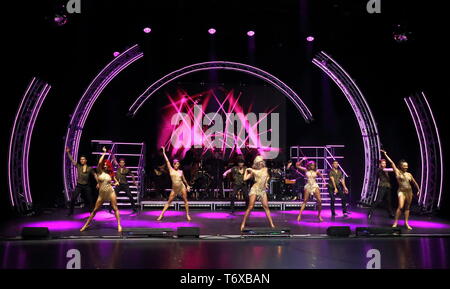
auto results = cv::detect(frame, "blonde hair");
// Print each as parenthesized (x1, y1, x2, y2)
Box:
(252, 155, 265, 169)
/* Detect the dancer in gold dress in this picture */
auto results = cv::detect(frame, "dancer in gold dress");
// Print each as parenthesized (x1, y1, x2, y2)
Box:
(80, 146, 122, 232)
(157, 146, 192, 221)
(381, 150, 421, 230)
(240, 155, 275, 231)
(296, 157, 326, 222)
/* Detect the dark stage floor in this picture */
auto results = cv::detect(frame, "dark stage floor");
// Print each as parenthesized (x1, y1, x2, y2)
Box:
(1, 207, 450, 237)
(1, 207, 449, 269)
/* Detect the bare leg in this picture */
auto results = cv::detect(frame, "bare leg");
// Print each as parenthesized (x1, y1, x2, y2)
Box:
(110, 194, 122, 232)
(80, 198, 103, 232)
(314, 188, 323, 222)
(297, 189, 310, 221)
(393, 193, 405, 228)
(404, 193, 413, 230)
(240, 194, 257, 231)
(157, 191, 176, 221)
(181, 190, 191, 221)
(261, 194, 275, 228)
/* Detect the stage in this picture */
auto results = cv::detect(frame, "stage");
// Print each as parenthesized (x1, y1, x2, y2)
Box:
(1, 206, 449, 269)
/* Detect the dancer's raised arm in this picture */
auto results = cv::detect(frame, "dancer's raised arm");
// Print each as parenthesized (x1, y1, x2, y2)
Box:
(381, 150, 400, 176)
(97, 146, 108, 173)
(66, 147, 77, 166)
(295, 157, 308, 172)
(161, 146, 173, 171)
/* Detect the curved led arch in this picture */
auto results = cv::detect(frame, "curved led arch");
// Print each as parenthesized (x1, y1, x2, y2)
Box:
(128, 61, 314, 122)
(405, 92, 443, 213)
(63, 44, 143, 200)
(8, 78, 51, 212)
(312, 51, 381, 204)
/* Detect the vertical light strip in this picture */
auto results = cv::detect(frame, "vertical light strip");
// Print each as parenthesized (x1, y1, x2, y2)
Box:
(22, 84, 51, 203)
(405, 97, 427, 203)
(409, 97, 430, 206)
(421, 92, 443, 208)
(7, 78, 36, 206)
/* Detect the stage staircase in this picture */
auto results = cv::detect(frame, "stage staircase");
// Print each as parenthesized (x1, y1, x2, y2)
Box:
(290, 145, 350, 209)
(91, 140, 145, 208)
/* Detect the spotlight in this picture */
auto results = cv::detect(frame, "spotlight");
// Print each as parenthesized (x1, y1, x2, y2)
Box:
(306, 36, 314, 42)
(392, 24, 411, 43)
(113, 51, 120, 57)
(247, 30, 255, 37)
(208, 28, 216, 35)
(143, 27, 152, 33)
(53, 14, 68, 26)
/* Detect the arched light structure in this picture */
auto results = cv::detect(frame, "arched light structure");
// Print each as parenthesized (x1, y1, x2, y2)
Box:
(8, 78, 51, 212)
(405, 92, 443, 213)
(128, 61, 314, 122)
(312, 51, 381, 205)
(63, 44, 143, 200)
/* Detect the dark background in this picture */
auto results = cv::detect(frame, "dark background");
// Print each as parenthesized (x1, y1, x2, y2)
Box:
(1, 0, 449, 219)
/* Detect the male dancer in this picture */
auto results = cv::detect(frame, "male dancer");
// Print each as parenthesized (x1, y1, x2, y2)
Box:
(66, 147, 95, 216)
(112, 157, 138, 213)
(327, 160, 349, 217)
(367, 159, 395, 219)
(223, 158, 248, 213)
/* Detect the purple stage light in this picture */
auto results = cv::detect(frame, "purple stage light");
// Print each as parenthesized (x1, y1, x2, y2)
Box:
(208, 28, 216, 35)
(143, 210, 185, 217)
(196, 212, 235, 219)
(247, 30, 255, 37)
(143, 27, 152, 33)
(22, 220, 83, 231)
(113, 51, 120, 57)
(234, 211, 279, 218)
(306, 36, 314, 42)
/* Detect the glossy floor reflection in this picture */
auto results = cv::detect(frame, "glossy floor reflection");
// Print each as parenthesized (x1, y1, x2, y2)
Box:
(1, 237, 449, 269)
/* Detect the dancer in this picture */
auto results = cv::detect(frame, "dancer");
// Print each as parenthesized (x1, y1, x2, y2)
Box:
(367, 158, 395, 219)
(296, 157, 326, 222)
(157, 147, 191, 221)
(327, 160, 349, 217)
(223, 158, 248, 213)
(66, 147, 95, 216)
(381, 150, 420, 230)
(240, 155, 275, 231)
(80, 146, 122, 232)
(111, 156, 138, 213)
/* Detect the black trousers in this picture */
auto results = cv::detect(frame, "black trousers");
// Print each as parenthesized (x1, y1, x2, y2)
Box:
(328, 186, 348, 215)
(230, 184, 248, 211)
(69, 183, 93, 214)
(114, 183, 137, 209)
(368, 186, 394, 216)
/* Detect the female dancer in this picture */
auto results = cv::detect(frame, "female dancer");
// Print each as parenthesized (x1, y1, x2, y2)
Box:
(240, 155, 275, 231)
(381, 150, 420, 230)
(157, 146, 192, 221)
(80, 146, 122, 232)
(296, 157, 326, 222)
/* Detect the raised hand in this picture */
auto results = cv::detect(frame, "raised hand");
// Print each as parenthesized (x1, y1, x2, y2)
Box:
(102, 146, 107, 153)
(66, 147, 70, 153)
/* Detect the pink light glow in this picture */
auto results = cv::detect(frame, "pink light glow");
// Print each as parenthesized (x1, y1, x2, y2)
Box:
(208, 28, 216, 35)
(306, 36, 314, 42)
(143, 27, 152, 33)
(113, 51, 120, 57)
(247, 30, 255, 37)
(158, 88, 280, 159)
